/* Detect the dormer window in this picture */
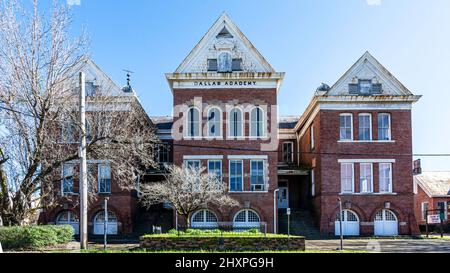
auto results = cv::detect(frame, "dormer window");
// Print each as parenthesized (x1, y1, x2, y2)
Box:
(349, 79, 382, 95)
(218, 52, 232, 72)
(359, 80, 372, 94)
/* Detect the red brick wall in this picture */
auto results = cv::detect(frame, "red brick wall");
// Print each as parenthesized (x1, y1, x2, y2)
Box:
(299, 109, 420, 236)
(414, 185, 450, 225)
(172, 88, 278, 232)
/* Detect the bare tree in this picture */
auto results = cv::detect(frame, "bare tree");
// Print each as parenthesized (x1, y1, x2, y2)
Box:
(140, 164, 239, 228)
(0, 0, 158, 226)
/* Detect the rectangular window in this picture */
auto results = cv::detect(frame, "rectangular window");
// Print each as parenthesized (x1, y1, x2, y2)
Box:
(98, 164, 111, 194)
(62, 164, 75, 195)
(311, 125, 315, 150)
(378, 113, 391, 141)
(283, 142, 294, 163)
(184, 160, 201, 170)
(421, 202, 429, 220)
(207, 59, 218, 71)
(340, 163, 354, 193)
(339, 114, 353, 141)
(250, 160, 265, 191)
(359, 163, 373, 193)
(359, 80, 372, 94)
(358, 114, 372, 141)
(437, 202, 447, 219)
(61, 120, 76, 143)
(208, 160, 222, 183)
(311, 169, 316, 197)
(229, 160, 243, 192)
(232, 59, 243, 71)
(379, 163, 392, 193)
(157, 144, 170, 164)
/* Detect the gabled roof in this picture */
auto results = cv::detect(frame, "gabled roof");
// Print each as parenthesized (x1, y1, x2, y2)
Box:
(415, 172, 450, 198)
(279, 116, 300, 129)
(175, 12, 275, 73)
(326, 51, 414, 96)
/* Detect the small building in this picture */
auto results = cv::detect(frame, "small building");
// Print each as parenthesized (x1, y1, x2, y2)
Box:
(414, 172, 450, 227)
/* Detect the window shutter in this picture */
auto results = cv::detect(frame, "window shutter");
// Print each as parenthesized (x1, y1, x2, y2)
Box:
(349, 83, 359, 94)
(232, 59, 242, 71)
(207, 59, 218, 71)
(371, 83, 382, 94)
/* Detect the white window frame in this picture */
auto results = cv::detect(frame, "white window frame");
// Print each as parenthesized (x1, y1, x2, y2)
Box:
(207, 160, 222, 183)
(421, 202, 429, 220)
(156, 144, 170, 164)
(229, 160, 244, 192)
(61, 163, 75, 195)
(379, 163, 393, 193)
(339, 113, 353, 141)
(310, 125, 315, 150)
(184, 160, 201, 170)
(191, 209, 219, 228)
(358, 113, 372, 141)
(228, 107, 244, 139)
(340, 163, 355, 194)
(218, 52, 232, 72)
(60, 120, 76, 143)
(250, 106, 266, 138)
(311, 169, 316, 197)
(98, 164, 111, 194)
(283, 142, 294, 163)
(378, 113, 392, 141)
(206, 107, 222, 138)
(186, 106, 201, 138)
(250, 160, 266, 191)
(359, 163, 374, 193)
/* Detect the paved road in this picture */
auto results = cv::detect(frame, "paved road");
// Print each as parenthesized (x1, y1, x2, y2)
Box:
(306, 238, 450, 253)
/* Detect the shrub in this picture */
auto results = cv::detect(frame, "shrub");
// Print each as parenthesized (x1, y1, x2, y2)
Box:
(0, 225, 74, 250)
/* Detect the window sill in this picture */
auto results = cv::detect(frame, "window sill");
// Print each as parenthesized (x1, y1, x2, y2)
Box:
(339, 192, 397, 196)
(338, 140, 395, 143)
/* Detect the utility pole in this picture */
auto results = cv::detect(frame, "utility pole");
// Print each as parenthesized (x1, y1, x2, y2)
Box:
(79, 72, 88, 250)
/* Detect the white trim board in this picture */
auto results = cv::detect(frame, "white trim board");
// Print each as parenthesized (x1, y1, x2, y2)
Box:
(228, 155, 268, 160)
(338, 159, 396, 163)
(183, 155, 224, 160)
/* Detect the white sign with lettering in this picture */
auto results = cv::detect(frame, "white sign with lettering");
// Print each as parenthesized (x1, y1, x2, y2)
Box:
(427, 214, 441, 224)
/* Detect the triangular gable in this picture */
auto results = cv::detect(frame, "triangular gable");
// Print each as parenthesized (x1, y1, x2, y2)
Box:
(175, 12, 275, 73)
(68, 57, 128, 97)
(326, 51, 413, 96)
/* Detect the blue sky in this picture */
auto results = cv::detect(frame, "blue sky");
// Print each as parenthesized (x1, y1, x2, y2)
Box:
(43, 0, 450, 171)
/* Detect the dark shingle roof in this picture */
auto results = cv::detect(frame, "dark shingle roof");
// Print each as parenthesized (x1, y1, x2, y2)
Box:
(278, 116, 300, 129)
(150, 116, 173, 130)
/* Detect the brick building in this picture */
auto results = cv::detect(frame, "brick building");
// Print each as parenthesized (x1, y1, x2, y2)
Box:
(39, 13, 422, 237)
(414, 172, 450, 227)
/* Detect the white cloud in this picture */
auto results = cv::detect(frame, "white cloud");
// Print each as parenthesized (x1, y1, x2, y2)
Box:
(67, 0, 81, 6)
(366, 0, 382, 5)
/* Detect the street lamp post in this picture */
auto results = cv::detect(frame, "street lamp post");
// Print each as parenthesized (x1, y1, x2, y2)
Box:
(103, 196, 109, 250)
(338, 198, 344, 251)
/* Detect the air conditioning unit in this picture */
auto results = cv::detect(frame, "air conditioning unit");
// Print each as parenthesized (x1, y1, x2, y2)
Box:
(251, 184, 266, 192)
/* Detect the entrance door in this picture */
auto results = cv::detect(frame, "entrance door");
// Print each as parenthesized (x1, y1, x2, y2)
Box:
(335, 210, 360, 236)
(93, 211, 118, 235)
(374, 210, 398, 236)
(278, 187, 289, 209)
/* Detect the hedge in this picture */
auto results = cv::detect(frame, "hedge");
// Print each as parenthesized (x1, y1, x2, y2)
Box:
(142, 228, 302, 238)
(0, 225, 74, 250)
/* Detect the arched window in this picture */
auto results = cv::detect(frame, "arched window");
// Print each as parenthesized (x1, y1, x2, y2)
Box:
(233, 209, 261, 230)
(250, 107, 265, 137)
(207, 107, 221, 137)
(229, 108, 243, 138)
(191, 209, 219, 228)
(187, 107, 200, 137)
(56, 211, 79, 235)
(218, 52, 232, 72)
